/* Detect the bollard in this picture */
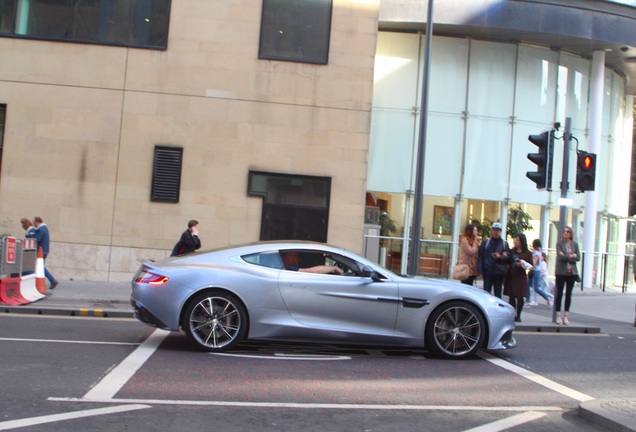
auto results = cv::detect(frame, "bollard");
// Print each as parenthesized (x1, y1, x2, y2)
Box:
(35, 247, 46, 294)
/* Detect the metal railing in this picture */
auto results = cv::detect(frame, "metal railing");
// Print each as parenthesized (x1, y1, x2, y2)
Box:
(365, 234, 633, 292)
(364, 234, 455, 278)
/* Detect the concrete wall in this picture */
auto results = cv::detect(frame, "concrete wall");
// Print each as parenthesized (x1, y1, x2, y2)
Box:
(0, 0, 381, 281)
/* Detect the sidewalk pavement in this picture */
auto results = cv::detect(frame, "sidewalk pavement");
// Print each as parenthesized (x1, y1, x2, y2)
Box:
(1, 279, 635, 431)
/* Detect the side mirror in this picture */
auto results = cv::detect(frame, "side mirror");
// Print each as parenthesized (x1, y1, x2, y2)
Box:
(361, 266, 382, 282)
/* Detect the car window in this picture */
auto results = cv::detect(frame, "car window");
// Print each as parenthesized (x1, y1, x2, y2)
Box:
(242, 251, 284, 269)
(280, 249, 365, 276)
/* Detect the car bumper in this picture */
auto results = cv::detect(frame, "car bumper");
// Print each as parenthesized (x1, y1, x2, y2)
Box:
(491, 329, 517, 350)
(131, 299, 170, 329)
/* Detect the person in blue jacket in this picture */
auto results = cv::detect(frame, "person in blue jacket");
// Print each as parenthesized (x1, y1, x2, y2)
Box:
(477, 222, 510, 298)
(33, 216, 59, 289)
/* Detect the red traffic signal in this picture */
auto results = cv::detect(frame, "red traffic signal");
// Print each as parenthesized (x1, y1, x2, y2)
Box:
(576, 151, 596, 192)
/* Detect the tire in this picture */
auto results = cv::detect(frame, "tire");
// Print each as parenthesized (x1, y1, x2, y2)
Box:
(425, 301, 486, 359)
(183, 291, 247, 352)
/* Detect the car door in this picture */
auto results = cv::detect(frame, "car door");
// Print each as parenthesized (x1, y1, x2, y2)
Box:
(277, 252, 399, 335)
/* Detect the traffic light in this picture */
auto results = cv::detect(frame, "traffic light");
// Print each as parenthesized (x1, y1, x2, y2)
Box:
(526, 130, 554, 190)
(576, 151, 596, 192)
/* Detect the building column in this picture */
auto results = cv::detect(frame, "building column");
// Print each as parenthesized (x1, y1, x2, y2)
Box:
(582, 50, 604, 289)
(540, 205, 550, 250)
(501, 199, 509, 242)
(449, 195, 463, 272)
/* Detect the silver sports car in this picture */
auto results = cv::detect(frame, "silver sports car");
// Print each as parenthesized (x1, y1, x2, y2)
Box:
(131, 241, 516, 359)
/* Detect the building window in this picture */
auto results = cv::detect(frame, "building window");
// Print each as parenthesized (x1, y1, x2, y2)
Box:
(0, 0, 171, 50)
(258, 0, 332, 65)
(151, 145, 182, 203)
(248, 171, 331, 242)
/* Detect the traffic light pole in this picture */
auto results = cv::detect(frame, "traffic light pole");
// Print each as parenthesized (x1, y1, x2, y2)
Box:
(554, 117, 572, 323)
(558, 117, 572, 237)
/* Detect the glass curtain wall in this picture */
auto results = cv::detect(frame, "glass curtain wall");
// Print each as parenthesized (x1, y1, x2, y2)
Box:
(367, 32, 630, 283)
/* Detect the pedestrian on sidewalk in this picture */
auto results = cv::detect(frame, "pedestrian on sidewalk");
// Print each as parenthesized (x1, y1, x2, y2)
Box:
(171, 219, 202, 256)
(505, 233, 533, 322)
(33, 216, 59, 289)
(477, 222, 510, 298)
(457, 224, 480, 286)
(20, 218, 37, 276)
(527, 238, 543, 306)
(20, 217, 37, 238)
(554, 226, 580, 325)
(535, 252, 553, 306)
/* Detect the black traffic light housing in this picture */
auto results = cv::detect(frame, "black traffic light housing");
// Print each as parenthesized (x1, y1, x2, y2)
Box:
(526, 130, 554, 190)
(576, 151, 596, 192)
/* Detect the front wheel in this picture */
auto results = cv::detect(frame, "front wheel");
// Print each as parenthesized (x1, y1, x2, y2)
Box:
(183, 291, 247, 352)
(425, 301, 485, 359)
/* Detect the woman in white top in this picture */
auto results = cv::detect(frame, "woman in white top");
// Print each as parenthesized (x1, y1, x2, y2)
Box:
(533, 252, 553, 306)
(528, 239, 543, 306)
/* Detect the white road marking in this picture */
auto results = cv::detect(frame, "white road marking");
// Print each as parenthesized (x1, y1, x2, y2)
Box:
(0, 337, 138, 346)
(83, 328, 169, 400)
(0, 404, 150, 431)
(478, 352, 595, 402)
(462, 411, 547, 432)
(49, 397, 563, 412)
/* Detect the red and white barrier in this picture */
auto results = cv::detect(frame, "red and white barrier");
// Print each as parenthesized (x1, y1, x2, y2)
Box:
(18, 274, 46, 302)
(22, 239, 37, 250)
(0, 277, 31, 305)
(0, 274, 47, 305)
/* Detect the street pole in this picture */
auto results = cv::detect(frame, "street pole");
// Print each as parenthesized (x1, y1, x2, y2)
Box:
(558, 117, 572, 238)
(407, 0, 434, 276)
(554, 116, 572, 323)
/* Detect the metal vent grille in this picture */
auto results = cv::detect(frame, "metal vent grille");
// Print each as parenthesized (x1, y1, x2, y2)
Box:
(151, 146, 183, 203)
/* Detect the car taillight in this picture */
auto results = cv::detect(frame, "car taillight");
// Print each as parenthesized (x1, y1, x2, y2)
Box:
(134, 270, 169, 285)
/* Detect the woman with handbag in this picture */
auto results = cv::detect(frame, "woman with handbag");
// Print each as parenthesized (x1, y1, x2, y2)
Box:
(554, 226, 580, 325)
(507, 233, 533, 322)
(456, 224, 481, 285)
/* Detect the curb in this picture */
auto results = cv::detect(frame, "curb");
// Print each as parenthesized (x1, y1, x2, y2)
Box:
(515, 324, 601, 334)
(579, 399, 636, 432)
(1, 305, 134, 318)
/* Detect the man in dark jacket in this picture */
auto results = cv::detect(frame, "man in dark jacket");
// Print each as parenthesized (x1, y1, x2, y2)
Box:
(477, 222, 510, 298)
(171, 220, 201, 256)
(33, 216, 59, 289)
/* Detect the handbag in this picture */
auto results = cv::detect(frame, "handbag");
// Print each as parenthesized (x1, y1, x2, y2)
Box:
(452, 264, 470, 280)
(494, 262, 509, 277)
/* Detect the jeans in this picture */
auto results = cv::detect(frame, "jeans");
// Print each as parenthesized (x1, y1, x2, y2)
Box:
(555, 274, 576, 312)
(43, 254, 56, 283)
(528, 272, 537, 302)
(533, 277, 553, 302)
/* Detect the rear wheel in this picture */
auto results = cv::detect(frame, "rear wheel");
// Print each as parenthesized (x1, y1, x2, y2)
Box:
(425, 301, 485, 359)
(183, 291, 247, 352)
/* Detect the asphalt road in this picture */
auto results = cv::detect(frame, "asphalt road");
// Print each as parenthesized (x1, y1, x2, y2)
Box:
(3, 313, 633, 431)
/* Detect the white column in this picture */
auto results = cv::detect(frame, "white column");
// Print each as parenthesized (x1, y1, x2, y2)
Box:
(540, 205, 550, 249)
(449, 196, 463, 275)
(501, 200, 509, 243)
(583, 51, 604, 289)
(401, 193, 413, 275)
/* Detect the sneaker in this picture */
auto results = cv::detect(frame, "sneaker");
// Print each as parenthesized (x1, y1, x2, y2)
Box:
(547, 300, 553, 307)
(529, 302, 539, 306)
(50, 280, 59, 289)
